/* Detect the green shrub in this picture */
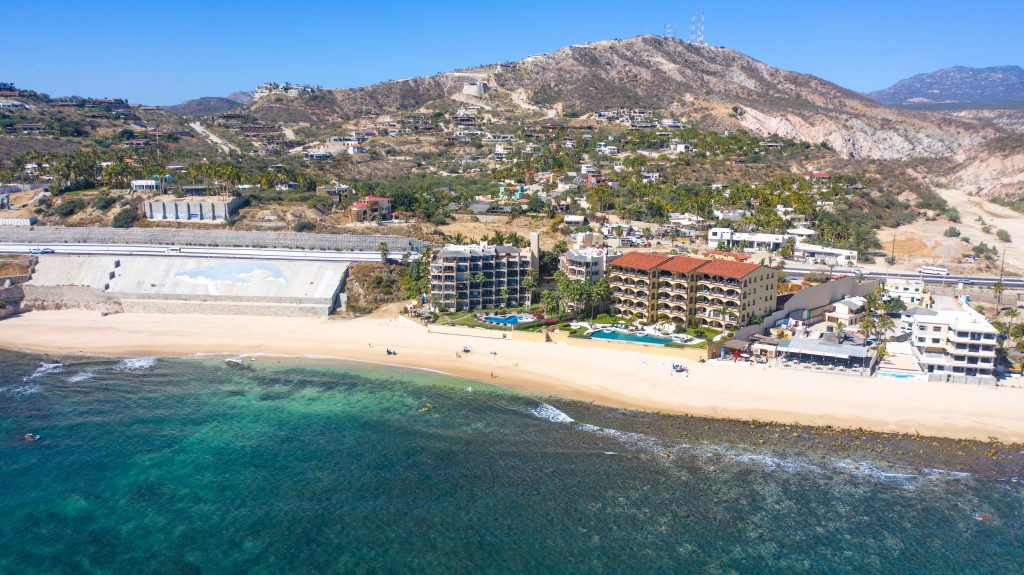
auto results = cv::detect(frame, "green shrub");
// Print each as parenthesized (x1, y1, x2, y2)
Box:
(92, 195, 117, 211)
(293, 219, 316, 232)
(943, 226, 960, 238)
(55, 198, 86, 217)
(112, 207, 137, 228)
(997, 229, 1012, 243)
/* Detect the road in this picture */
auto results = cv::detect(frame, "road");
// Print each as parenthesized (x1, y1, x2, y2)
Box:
(782, 265, 1024, 289)
(189, 122, 241, 155)
(0, 243, 420, 263)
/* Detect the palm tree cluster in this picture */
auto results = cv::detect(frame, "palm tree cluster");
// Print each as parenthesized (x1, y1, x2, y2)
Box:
(858, 288, 896, 344)
(541, 271, 610, 319)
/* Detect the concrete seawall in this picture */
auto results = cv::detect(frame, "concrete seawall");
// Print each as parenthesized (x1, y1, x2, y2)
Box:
(22, 255, 348, 318)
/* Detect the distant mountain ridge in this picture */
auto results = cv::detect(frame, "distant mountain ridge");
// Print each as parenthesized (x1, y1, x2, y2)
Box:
(870, 65, 1024, 110)
(232, 35, 1024, 197)
(164, 96, 243, 117)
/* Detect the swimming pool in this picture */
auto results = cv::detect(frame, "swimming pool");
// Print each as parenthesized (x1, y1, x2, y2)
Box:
(588, 329, 672, 346)
(482, 314, 536, 325)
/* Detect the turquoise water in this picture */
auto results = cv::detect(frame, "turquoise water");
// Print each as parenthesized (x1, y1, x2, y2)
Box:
(589, 328, 672, 345)
(1, 350, 1023, 574)
(482, 315, 533, 325)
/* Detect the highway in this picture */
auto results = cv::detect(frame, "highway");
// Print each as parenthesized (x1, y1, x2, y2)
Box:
(0, 242, 1018, 287)
(782, 265, 1024, 289)
(0, 243, 420, 263)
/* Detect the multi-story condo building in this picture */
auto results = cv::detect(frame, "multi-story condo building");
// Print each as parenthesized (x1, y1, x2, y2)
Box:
(430, 242, 535, 312)
(558, 247, 613, 283)
(608, 253, 778, 330)
(909, 295, 997, 384)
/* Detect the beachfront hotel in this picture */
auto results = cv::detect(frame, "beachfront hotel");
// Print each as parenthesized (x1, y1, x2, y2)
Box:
(608, 253, 779, 330)
(429, 240, 536, 312)
(908, 294, 998, 384)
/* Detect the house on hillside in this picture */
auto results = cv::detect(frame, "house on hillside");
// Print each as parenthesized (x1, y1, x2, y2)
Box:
(350, 196, 393, 222)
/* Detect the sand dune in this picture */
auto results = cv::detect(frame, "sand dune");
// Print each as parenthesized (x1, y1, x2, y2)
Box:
(2, 309, 1023, 442)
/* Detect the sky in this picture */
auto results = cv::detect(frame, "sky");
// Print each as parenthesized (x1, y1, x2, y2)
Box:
(3, 0, 1022, 105)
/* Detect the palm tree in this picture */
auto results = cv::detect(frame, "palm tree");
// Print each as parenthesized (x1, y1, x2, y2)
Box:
(378, 242, 390, 265)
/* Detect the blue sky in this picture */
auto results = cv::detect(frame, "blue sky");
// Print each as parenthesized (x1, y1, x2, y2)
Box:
(3, 0, 1022, 105)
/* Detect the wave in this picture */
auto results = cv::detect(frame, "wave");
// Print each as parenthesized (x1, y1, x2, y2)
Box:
(12, 384, 40, 397)
(576, 423, 666, 454)
(531, 403, 575, 424)
(24, 362, 64, 381)
(528, 402, 978, 486)
(835, 461, 921, 486)
(114, 357, 157, 372)
(66, 371, 96, 384)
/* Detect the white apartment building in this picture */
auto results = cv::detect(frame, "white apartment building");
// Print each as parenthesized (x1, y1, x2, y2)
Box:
(707, 228, 787, 251)
(909, 295, 997, 384)
(885, 278, 928, 307)
(794, 242, 858, 266)
(559, 247, 613, 284)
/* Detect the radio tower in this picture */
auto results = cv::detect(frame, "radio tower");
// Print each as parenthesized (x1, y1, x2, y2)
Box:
(698, 10, 705, 46)
(663, 22, 676, 39)
(689, 12, 696, 44)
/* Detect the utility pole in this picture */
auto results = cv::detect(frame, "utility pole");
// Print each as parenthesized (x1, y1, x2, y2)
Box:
(996, 250, 1006, 308)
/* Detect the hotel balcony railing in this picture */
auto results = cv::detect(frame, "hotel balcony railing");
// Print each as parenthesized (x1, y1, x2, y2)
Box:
(948, 332, 996, 344)
(700, 278, 742, 287)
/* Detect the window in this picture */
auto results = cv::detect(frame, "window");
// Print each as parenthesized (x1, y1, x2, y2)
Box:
(932, 326, 941, 332)
(931, 338, 941, 344)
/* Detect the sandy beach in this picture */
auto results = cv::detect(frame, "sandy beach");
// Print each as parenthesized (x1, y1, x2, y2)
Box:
(2, 309, 1023, 442)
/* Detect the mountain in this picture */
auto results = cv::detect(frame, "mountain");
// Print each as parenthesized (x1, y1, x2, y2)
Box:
(227, 91, 253, 105)
(164, 96, 243, 117)
(240, 35, 1022, 197)
(870, 65, 1024, 110)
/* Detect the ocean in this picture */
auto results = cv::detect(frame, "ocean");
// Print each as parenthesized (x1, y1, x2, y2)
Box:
(1, 349, 1022, 574)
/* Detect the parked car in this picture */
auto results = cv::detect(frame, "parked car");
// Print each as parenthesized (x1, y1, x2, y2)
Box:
(28, 247, 54, 254)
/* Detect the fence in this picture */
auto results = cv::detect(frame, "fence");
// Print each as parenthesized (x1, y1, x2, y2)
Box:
(0, 227, 427, 253)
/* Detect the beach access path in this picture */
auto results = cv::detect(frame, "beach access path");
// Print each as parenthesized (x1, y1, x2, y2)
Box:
(2, 309, 1023, 443)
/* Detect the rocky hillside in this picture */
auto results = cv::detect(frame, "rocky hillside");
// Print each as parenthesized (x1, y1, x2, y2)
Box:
(870, 65, 1024, 110)
(238, 35, 1022, 197)
(164, 96, 243, 117)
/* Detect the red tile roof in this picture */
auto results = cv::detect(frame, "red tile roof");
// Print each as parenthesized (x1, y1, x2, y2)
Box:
(362, 195, 392, 201)
(610, 252, 672, 271)
(698, 259, 762, 279)
(351, 201, 369, 208)
(658, 255, 708, 274)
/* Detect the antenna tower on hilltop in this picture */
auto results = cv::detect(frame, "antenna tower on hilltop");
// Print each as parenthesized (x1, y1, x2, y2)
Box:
(698, 10, 705, 46)
(663, 22, 676, 39)
(688, 12, 696, 43)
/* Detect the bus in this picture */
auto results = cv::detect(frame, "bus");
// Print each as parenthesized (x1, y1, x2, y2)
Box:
(918, 266, 950, 276)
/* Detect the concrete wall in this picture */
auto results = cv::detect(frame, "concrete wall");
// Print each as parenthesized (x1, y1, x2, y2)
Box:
(0, 227, 426, 252)
(120, 299, 331, 317)
(562, 335, 712, 361)
(427, 324, 510, 340)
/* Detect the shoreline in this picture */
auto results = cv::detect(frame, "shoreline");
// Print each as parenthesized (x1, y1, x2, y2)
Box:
(2, 309, 1024, 442)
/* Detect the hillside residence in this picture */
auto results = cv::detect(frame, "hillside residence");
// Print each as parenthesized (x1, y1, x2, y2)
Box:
(909, 295, 997, 385)
(429, 238, 538, 312)
(885, 278, 928, 307)
(130, 179, 160, 192)
(144, 195, 245, 223)
(350, 196, 393, 222)
(795, 242, 858, 266)
(608, 253, 779, 330)
(708, 228, 787, 252)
